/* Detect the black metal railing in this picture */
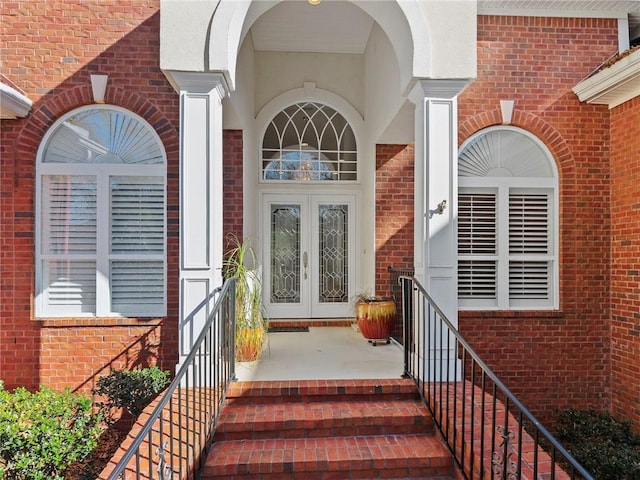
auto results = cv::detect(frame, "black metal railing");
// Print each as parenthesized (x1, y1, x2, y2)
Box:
(399, 276, 593, 480)
(387, 266, 414, 343)
(106, 278, 236, 480)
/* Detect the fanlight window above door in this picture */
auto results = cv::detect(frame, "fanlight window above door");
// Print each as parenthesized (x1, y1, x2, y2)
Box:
(262, 102, 357, 181)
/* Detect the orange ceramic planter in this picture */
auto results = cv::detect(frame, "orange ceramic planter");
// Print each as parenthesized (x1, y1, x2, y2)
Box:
(355, 299, 396, 341)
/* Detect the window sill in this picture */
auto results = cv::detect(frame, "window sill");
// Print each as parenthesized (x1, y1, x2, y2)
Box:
(458, 310, 564, 319)
(36, 317, 166, 328)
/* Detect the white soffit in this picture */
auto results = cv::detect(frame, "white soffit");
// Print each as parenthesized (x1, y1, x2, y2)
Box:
(479, 0, 640, 16)
(250, 0, 374, 54)
(478, 0, 640, 31)
(0, 81, 32, 119)
(573, 47, 640, 108)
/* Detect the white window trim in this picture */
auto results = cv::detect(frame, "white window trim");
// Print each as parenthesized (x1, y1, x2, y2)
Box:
(35, 105, 167, 318)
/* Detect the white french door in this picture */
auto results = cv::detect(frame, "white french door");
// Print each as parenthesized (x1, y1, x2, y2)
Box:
(262, 193, 356, 318)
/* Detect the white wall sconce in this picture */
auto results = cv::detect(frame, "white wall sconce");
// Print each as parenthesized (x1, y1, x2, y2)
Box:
(90, 74, 109, 103)
(500, 99, 515, 125)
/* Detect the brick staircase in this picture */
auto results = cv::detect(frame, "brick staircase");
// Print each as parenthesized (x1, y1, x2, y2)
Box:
(202, 378, 457, 480)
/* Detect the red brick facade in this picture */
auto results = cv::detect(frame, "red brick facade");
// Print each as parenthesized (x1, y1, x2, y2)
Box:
(457, 16, 617, 426)
(610, 95, 640, 428)
(0, 1, 180, 393)
(375, 144, 415, 299)
(223, 130, 244, 252)
(1, 4, 638, 431)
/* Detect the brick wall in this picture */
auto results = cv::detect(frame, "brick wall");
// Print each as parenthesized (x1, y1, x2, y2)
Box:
(223, 130, 244, 251)
(375, 145, 415, 299)
(0, 1, 180, 392)
(459, 16, 617, 423)
(610, 95, 640, 428)
(457, 16, 617, 426)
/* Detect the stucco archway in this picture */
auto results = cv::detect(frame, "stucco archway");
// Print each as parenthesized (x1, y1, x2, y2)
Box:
(160, 0, 476, 94)
(160, 0, 475, 345)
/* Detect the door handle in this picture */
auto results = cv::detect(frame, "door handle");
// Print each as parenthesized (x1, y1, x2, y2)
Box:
(303, 251, 308, 280)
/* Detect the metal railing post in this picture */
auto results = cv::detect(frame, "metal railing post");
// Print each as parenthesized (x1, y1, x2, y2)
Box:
(229, 278, 237, 382)
(400, 276, 412, 379)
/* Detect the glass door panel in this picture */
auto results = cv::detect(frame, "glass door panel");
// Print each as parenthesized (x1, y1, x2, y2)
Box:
(270, 204, 301, 304)
(318, 204, 349, 303)
(263, 195, 309, 318)
(311, 195, 355, 317)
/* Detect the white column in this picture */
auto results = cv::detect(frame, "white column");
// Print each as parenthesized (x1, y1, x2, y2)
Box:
(409, 79, 468, 380)
(171, 72, 228, 362)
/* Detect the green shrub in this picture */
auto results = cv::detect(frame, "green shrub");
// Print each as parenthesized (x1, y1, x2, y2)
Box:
(93, 366, 170, 419)
(0, 384, 102, 480)
(555, 408, 640, 480)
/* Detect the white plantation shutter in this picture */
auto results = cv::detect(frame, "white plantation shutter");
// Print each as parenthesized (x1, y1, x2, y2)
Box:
(458, 193, 496, 255)
(36, 106, 166, 317)
(111, 261, 164, 315)
(110, 177, 165, 316)
(509, 193, 549, 255)
(458, 126, 557, 310)
(458, 260, 496, 300)
(508, 193, 551, 302)
(458, 193, 498, 304)
(43, 260, 97, 314)
(41, 176, 98, 314)
(42, 175, 97, 255)
(110, 177, 164, 254)
(509, 261, 549, 299)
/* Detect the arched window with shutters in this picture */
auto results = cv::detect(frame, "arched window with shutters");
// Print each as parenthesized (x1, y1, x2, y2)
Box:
(458, 126, 558, 310)
(35, 105, 167, 317)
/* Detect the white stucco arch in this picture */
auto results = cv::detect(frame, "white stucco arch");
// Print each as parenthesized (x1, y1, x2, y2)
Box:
(161, 0, 474, 337)
(206, 0, 422, 90)
(161, 0, 476, 93)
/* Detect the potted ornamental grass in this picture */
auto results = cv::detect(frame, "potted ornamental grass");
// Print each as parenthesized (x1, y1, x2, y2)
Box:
(223, 235, 268, 362)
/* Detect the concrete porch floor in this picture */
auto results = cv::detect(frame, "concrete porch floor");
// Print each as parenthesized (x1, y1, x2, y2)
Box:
(235, 326, 405, 381)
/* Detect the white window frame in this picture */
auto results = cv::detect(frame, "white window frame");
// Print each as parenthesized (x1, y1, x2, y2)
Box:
(35, 105, 167, 318)
(458, 127, 559, 311)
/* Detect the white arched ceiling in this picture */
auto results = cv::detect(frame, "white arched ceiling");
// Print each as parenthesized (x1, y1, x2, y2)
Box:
(208, 0, 426, 92)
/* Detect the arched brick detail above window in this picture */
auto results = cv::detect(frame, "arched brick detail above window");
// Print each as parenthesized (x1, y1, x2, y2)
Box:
(14, 85, 178, 187)
(459, 109, 575, 184)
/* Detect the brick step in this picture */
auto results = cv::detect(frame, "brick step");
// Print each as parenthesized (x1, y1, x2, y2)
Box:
(203, 379, 456, 480)
(225, 378, 420, 405)
(215, 398, 433, 441)
(202, 434, 454, 479)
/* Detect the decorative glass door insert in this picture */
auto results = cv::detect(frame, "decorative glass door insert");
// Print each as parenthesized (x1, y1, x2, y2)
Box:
(318, 204, 349, 303)
(270, 204, 301, 304)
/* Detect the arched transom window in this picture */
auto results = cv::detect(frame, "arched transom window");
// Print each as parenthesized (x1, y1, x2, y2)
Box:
(261, 102, 357, 181)
(458, 127, 558, 310)
(35, 106, 166, 318)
